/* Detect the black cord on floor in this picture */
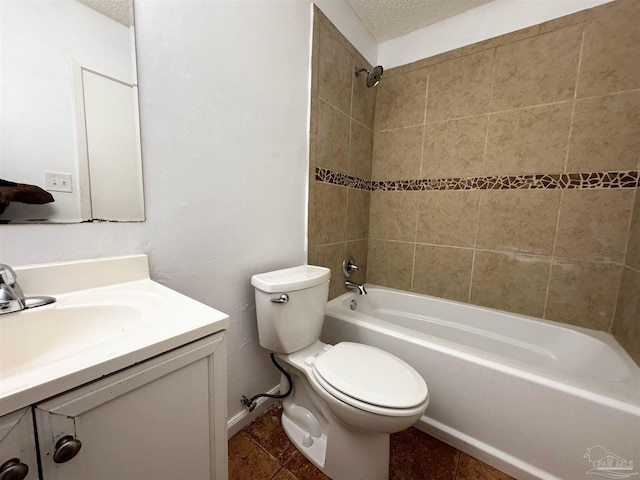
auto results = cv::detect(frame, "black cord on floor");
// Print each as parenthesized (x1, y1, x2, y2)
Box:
(240, 352, 292, 412)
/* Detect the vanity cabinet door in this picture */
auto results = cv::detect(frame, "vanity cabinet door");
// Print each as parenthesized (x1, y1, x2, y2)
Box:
(35, 332, 228, 480)
(0, 408, 38, 480)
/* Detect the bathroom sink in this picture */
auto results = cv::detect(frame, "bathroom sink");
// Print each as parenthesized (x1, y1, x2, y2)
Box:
(0, 304, 144, 376)
(0, 255, 229, 417)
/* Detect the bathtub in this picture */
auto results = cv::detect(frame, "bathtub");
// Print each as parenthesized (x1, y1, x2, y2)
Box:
(321, 286, 640, 480)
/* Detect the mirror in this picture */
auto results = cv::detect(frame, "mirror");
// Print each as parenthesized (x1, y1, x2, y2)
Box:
(0, 0, 144, 223)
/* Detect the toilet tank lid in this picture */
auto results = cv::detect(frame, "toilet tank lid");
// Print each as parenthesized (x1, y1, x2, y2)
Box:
(251, 265, 331, 293)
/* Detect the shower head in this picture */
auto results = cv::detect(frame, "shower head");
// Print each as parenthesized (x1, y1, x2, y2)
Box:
(354, 65, 384, 88)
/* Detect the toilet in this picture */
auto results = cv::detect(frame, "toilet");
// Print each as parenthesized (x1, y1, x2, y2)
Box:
(251, 265, 429, 480)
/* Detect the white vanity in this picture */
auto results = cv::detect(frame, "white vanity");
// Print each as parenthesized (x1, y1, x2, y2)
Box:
(0, 255, 229, 480)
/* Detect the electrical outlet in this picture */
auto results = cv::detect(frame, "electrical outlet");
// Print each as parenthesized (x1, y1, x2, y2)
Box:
(45, 172, 73, 193)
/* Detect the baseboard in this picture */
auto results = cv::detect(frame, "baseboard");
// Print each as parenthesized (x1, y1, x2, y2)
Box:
(227, 385, 280, 438)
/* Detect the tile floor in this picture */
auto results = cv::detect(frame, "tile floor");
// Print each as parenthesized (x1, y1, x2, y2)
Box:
(229, 403, 515, 480)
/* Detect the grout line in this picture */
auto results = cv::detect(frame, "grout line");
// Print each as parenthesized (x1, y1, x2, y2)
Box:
(344, 64, 355, 241)
(453, 450, 463, 479)
(573, 87, 640, 102)
(410, 188, 422, 293)
(628, 262, 640, 274)
(317, 96, 350, 121)
(564, 27, 586, 173)
(608, 265, 626, 334)
(468, 192, 483, 303)
(542, 190, 564, 319)
(240, 432, 282, 472)
(423, 72, 430, 125)
(419, 74, 430, 179)
(368, 237, 602, 262)
(350, 115, 373, 133)
(482, 48, 498, 175)
(410, 243, 417, 292)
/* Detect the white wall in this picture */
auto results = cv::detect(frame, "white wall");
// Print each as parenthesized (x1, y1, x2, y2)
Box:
(378, 0, 613, 69)
(0, 0, 133, 221)
(0, 0, 311, 430)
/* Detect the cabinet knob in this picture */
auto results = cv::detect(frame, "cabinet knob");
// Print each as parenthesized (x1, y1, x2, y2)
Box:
(0, 458, 29, 480)
(53, 435, 82, 463)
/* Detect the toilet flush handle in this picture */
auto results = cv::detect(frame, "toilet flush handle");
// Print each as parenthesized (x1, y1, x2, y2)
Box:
(271, 294, 289, 304)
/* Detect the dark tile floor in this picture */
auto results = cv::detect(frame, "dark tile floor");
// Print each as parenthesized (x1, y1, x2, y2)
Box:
(229, 403, 515, 480)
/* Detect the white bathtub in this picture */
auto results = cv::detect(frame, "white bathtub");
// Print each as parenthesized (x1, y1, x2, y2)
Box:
(321, 286, 640, 480)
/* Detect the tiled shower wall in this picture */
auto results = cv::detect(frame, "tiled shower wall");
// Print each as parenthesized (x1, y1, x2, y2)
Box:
(613, 190, 640, 363)
(308, 2, 639, 361)
(307, 7, 376, 299)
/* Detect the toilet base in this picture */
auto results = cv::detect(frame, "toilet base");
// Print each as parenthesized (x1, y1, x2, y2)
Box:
(281, 402, 389, 480)
(279, 366, 391, 480)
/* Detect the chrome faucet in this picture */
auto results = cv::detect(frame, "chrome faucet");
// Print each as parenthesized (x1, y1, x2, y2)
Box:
(0, 264, 55, 314)
(342, 256, 360, 278)
(0, 264, 25, 313)
(345, 280, 367, 295)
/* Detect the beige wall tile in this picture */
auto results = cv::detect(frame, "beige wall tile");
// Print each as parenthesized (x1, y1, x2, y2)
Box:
(349, 121, 373, 180)
(462, 26, 540, 56)
(374, 68, 428, 131)
(369, 191, 419, 242)
(372, 126, 424, 180)
(412, 245, 473, 302)
(308, 182, 347, 247)
(555, 189, 635, 263)
(625, 190, 640, 270)
(390, 48, 464, 76)
(484, 103, 572, 175)
(577, 1, 640, 98)
(538, 2, 609, 34)
(471, 251, 551, 318)
(316, 100, 350, 173)
(492, 26, 582, 111)
(311, 242, 347, 300)
(477, 190, 561, 256)
(352, 54, 377, 129)
(367, 239, 414, 291)
(346, 239, 368, 285)
(308, 132, 317, 169)
(346, 188, 370, 241)
(416, 191, 480, 248)
(422, 116, 487, 178)
(309, 95, 318, 136)
(546, 259, 622, 330)
(612, 266, 640, 365)
(426, 50, 494, 122)
(567, 91, 640, 172)
(318, 25, 353, 114)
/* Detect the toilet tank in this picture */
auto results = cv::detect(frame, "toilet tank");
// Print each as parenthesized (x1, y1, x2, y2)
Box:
(251, 265, 331, 354)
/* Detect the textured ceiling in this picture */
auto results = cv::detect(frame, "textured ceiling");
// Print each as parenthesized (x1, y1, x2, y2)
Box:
(345, 0, 494, 42)
(76, 0, 133, 27)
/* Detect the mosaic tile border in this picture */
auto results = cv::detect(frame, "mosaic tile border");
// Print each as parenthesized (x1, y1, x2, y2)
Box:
(315, 167, 639, 191)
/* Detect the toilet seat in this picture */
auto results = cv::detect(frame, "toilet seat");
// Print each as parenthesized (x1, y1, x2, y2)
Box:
(311, 342, 428, 415)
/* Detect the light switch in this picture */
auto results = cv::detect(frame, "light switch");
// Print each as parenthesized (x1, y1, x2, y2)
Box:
(45, 172, 73, 193)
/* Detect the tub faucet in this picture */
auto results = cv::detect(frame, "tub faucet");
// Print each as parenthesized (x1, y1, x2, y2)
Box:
(0, 263, 55, 314)
(345, 280, 367, 295)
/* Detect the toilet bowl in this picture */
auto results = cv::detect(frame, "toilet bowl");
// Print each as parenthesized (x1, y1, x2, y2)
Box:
(252, 265, 429, 480)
